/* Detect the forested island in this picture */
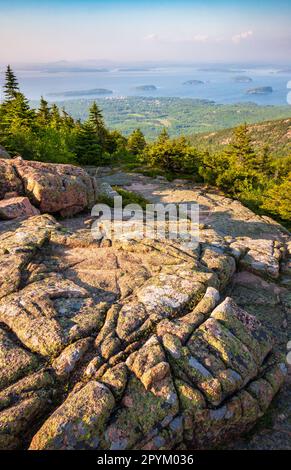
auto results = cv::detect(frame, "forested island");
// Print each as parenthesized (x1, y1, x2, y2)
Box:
(233, 76, 253, 83)
(134, 85, 157, 91)
(247, 86, 273, 94)
(183, 79, 204, 85)
(47, 88, 113, 97)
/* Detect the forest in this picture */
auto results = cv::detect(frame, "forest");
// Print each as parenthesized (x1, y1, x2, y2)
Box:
(47, 95, 291, 139)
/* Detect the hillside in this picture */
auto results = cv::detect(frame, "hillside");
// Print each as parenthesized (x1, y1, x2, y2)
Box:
(38, 97, 291, 139)
(190, 117, 291, 157)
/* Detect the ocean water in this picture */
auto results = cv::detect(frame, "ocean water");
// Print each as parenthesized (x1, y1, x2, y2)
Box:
(0, 65, 290, 105)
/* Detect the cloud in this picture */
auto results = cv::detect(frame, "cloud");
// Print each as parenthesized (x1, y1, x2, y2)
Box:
(192, 34, 209, 42)
(232, 30, 253, 44)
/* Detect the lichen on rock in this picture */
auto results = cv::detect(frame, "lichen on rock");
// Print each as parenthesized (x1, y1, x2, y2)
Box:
(0, 170, 290, 450)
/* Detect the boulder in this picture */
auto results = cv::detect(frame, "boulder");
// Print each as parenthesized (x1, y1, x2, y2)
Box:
(0, 196, 39, 220)
(0, 158, 97, 217)
(11, 159, 96, 216)
(0, 159, 23, 199)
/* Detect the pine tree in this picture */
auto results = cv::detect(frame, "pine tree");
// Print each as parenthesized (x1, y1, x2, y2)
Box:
(157, 127, 170, 144)
(74, 121, 102, 165)
(3, 65, 20, 100)
(88, 101, 107, 145)
(2, 91, 35, 130)
(259, 145, 272, 175)
(127, 128, 146, 155)
(50, 104, 62, 129)
(227, 123, 256, 167)
(261, 176, 291, 221)
(37, 96, 51, 127)
(61, 108, 75, 130)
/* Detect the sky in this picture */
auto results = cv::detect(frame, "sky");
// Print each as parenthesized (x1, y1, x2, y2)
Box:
(0, 0, 290, 64)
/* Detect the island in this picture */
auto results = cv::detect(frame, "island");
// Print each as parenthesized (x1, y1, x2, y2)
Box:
(233, 75, 253, 83)
(47, 88, 113, 97)
(183, 79, 204, 85)
(134, 85, 157, 91)
(45, 68, 110, 73)
(246, 86, 273, 95)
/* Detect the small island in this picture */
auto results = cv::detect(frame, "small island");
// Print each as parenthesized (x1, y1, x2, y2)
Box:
(47, 88, 113, 97)
(246, 86, 273, 95)
(134, 85, 157, 91)
(183, 79, 204, 85)
(233, 76, 253, 83)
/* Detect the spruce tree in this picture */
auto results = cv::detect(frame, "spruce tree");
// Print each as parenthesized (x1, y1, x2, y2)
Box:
(37, 96, 51, 127)
(2, 91, 35, 130)
(74, 121, 102, 165)
(127, 128, 146, 155)
(50, 104, 62, 129)
(259, 145, 272, 175)
(227, 123, 256, 167)
(3, 65, 20, 100)
(88, 101, 106, 145)
(61, 108, 75, 130)
(157, 127, 170, 144)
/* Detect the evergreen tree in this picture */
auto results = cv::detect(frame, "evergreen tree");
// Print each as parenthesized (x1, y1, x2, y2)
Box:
(50, 104, 62, 130)
(3, 65, 19, 100)
(2, 92, 35, 130)
(61, 107, 75, 130)
(259, 145, 272, 175)
(74, 121, 102, 165)
(262, 176, 291, 221)
(127, 128, 146, 155)
(37, 96, 51, 127)
(88, 101, 107, 145)
(226, 123, 256, 167)
(144, 135, 198, 173)
(157, 127, 170, 144)
(104, 130, 127, 154)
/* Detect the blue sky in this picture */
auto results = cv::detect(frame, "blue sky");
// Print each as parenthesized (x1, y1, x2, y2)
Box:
(0, 0, 290, 64)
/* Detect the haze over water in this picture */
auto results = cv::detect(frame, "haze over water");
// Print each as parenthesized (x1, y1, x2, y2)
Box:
(1, 65, 290, 105)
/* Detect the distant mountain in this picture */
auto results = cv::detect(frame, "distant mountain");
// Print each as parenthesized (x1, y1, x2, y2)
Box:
(45, 68, 109, 73)
(189, 117, 291, 157)
(12, 59, 116, 72)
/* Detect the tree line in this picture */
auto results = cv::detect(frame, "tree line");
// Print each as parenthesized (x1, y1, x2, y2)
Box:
(0, 66, 290, 224)
(0, 65, 144, 165)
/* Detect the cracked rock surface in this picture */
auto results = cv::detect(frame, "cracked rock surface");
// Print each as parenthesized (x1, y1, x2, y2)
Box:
(0, 171, 290, 450)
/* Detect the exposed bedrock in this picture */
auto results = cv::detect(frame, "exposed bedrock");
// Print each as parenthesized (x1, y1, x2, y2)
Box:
(0, 200, 289, 450)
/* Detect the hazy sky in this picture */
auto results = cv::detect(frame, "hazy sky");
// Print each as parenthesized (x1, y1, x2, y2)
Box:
(0, 0, 290, 64)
